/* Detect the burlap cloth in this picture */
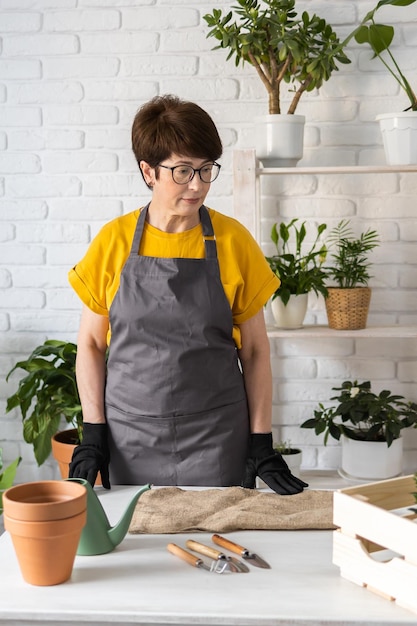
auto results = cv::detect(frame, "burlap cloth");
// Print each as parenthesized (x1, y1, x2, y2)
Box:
(129, 486, 335, 534)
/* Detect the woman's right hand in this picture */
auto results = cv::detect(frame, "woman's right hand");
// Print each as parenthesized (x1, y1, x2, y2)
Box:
(69, 422, 110, 489)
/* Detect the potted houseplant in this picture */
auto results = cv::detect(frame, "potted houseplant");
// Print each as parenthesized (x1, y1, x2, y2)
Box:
(301, 380, 417, 479)
(274, 440, 302, 476)
(266, 218, 328, 328)
(0, 450, 21, 517)
(256, 439, 303, 487)
(6, 340, 82, 475)
(346, 0, 417, 164)
(324, 220, 379, 330)
(203, 0, 350, 166)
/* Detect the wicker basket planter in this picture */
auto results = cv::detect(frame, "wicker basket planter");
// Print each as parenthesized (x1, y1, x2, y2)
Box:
(325, 286, 371, 330)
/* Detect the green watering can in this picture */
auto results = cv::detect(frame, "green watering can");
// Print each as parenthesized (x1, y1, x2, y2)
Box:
(67, 478, 151, 556)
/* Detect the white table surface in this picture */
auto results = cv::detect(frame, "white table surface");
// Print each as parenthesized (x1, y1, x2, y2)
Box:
(1, 473, 416, 626)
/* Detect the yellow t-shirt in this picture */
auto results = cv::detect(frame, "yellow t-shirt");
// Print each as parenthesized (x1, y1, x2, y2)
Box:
(68, 207, 280, 348)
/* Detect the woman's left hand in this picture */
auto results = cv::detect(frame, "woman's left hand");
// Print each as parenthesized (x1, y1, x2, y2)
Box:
(242, 433, 308, 495)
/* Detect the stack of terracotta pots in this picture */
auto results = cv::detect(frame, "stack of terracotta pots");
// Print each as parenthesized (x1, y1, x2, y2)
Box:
(3, 480, 87, 586)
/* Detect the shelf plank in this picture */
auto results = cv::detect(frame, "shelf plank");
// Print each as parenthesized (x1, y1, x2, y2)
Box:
(267, 325, 417, 338)
(257, 164, 417, 175)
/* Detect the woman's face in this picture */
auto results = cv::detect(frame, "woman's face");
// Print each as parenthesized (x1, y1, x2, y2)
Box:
(141, 154, 213, 221)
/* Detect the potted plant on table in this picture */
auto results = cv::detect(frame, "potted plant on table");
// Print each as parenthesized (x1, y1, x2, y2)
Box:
(324, 220, 379, 330)
(345, 0, 417, 164)
(0, 450, 21, 518)
(301, 380, 417, 480)
(256, 439, 303, 487)
(274, 440, 303, 475)
(266, 218, 328, 328)
(203, 0, 351, 166)
(6, 340, 82, 477)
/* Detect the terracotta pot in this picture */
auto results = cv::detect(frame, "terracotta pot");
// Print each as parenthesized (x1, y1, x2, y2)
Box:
(52, 429, 102, 486)
(3, 480, 87, 586)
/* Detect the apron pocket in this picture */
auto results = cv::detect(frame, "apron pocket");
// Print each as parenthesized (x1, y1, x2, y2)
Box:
(106, 401, 249, 487)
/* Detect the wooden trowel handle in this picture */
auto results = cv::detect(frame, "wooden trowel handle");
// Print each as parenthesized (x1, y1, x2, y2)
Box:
(167, 543, 201, 567)
(212, 534, 244, 555)
(186, 539, 222, 559)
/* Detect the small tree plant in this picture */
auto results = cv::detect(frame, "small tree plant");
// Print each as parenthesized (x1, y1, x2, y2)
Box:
(204, 0, 351, 114)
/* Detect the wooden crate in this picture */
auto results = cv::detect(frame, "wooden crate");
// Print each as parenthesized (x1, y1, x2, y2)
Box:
(333, 474, 417, 614)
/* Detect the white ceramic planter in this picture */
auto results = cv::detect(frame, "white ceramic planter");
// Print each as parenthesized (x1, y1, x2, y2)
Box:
(376, 112, 417, 165)
(255, 114, 305, 167)
(340, 435, 403, 481)
(271, 293, 308, 329)
(282, 450, 302, 477)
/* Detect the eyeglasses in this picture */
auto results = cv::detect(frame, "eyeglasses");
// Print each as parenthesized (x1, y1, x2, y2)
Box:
(158, 162, 221, 185)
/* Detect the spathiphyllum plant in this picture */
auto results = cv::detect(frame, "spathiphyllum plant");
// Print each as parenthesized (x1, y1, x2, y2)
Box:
(204, 0, 351, 114)
(266, 219, 328, 305)
(301, 380, 417, 447)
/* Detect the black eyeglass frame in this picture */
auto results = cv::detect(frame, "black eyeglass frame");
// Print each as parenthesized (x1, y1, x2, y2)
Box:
(158, 162, 221, 185)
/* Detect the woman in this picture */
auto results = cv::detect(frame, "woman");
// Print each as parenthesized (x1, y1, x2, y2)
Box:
(69, 95, 307, 495)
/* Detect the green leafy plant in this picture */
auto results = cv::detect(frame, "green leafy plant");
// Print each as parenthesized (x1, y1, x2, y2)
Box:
(203, 0, 351, 114)
(345, 0, 417, 111)
(274, 439, 301, 454)
(325, 220, 380, 289)
(6, 340, 82, 467)
(0, 450, 21, 515)
(301, 380, 417, 447)
(266, 219, 328, 305)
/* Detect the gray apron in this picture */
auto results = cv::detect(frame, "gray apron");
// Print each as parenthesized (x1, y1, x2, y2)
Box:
(105, 204, 249, 486)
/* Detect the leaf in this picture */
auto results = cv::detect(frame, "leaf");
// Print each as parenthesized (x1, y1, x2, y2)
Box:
(377, 0, 417, 7)
(0, 456, 21, 490)
(33, 415, 62, 466)
(369, 24, 394, 55)
(270, 223, 279, 246)
(300, 418, 316, 429)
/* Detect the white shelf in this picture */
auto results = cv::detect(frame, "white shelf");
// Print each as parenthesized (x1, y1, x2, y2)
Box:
(233, 149, 417, 341)
(267, 325, 417, 338)
(256, 164, 417, 175)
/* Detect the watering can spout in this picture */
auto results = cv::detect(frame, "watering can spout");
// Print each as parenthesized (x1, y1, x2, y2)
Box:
(108, 483, 151, 548)
(66, 478, 151, 555)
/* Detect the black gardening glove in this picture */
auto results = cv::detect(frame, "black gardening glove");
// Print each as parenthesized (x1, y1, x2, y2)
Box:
(69, 422, 110, 489)
(242, 433, 308, 495)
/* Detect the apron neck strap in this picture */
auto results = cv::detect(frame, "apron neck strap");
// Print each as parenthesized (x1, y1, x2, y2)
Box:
(130, 203, 150, 257)
(130, 204, 218, 259)
(199, 205, 217, 260)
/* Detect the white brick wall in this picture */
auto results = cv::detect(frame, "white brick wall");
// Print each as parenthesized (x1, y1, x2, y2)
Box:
(1, 0, 417, 482)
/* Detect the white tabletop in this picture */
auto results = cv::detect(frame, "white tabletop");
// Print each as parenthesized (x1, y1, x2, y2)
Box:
(1, 476, 416, 626)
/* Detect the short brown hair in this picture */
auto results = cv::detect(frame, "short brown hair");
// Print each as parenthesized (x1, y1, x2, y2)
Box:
(131, 95, 223, 175)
